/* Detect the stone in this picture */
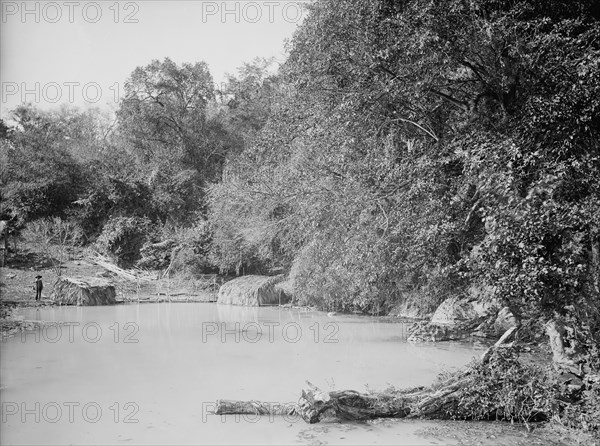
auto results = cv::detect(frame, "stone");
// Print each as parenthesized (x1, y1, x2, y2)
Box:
(217, 275, 289, 306)
(388, 299, 430, 320)
(493, 307, 518, 335)
(430, 297, 493, 325)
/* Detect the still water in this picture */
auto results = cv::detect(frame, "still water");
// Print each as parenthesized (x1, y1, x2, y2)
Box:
(1, 303, 489, 445)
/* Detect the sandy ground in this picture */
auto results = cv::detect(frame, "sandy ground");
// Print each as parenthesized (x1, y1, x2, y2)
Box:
(0, 245, 218, 307)
(1, 252, 102, 304)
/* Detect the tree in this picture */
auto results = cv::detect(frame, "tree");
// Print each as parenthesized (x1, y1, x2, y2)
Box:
(1, 105, 84, 227)
(208, 0, 600, 327)
(22, 217, 83, 276)
(116, 58, 231, 224)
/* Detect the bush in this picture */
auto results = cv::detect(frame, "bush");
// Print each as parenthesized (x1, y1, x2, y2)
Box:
(169, 221, 215, 277)
(559, 376, 600, 434)
(446, 348, 554, 423)
(289, 232, 399, 314)
(22, 217, 83, 276)
(95, 216, 154, 267)
(137, 239, 176, 269)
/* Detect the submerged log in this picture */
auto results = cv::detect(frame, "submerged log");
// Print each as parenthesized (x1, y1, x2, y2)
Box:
(215, 400, 297, 416)
(214, 327, 518, 423)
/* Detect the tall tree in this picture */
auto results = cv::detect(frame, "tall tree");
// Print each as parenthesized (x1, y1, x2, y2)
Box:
(116, 58, 232, 224)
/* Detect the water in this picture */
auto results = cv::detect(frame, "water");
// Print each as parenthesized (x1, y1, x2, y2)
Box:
(1, 303, 488, 445)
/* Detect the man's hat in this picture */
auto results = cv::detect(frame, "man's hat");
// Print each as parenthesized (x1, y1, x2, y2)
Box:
(35, 275, 42, 278)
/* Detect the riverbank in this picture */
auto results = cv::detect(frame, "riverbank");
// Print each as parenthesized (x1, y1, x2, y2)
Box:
(1, 251, 598, 444)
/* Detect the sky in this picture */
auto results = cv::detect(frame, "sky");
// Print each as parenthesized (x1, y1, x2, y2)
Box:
(0, 0, 311, 117)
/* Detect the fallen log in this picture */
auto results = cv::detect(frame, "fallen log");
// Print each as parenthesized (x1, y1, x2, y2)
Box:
(215, 400, 297, 416)
(214, 327, 519, 423)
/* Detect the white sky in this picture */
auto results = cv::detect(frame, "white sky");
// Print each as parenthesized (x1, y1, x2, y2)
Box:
(0, 0, 310, 117)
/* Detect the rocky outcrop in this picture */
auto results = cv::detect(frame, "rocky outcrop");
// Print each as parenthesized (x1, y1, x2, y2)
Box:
(408, 296, 515, 342)
(217, 275, 290, 306)
(408, 317, 486, 342)
(493, 306, 519, 336)
(388, 299, 431, 320)
(430, 296, 493, 325)
(52, 277, 116, 306)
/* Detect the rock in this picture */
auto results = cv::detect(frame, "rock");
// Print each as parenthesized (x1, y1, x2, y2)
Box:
(95, 270, 113, 278)
(408, 295, 499, 342)
(217, 275, 289, 306)
(388, 299, 430, 320)
(430, 297, 493, 325)
(52, 277, 116, 306)
(493, 307, 518, 335)
(407, 318, 485, 342)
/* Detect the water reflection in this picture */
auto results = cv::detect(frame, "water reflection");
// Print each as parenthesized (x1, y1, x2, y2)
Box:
(2, 302, 484, 445)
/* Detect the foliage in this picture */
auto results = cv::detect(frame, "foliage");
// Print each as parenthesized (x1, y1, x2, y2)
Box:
(72, 163, 155, 238)
(116, 58, 231, 225)
(447, 348, 554, 423)
(1, 106, 84, 227)
(559, 376, 600, 434)
(95, 216, 154, 267)
(22, 217, 83, 276)
(136, 220, 215, 275)
(207, 0, 600, 329)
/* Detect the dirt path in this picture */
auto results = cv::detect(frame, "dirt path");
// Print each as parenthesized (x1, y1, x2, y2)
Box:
(0, 250, 107, 305)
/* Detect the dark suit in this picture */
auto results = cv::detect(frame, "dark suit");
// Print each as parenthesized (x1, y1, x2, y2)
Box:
(35, 278, 43, 301)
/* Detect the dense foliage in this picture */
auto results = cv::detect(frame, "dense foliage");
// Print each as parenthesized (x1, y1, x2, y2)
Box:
(2, 0, 599, 435)
(2, 1, 598, 356)
(208, 0, 600, 323)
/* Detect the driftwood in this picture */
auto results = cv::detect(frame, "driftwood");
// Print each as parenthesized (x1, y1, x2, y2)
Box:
(214, 327, 518, 423)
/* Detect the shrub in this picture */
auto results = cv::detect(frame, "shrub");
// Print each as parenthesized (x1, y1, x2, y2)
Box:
(137, 239, 176, 270)
(446, 348, 554, 423)
(169, 221, 215, 277)
(22, 217, 83, 276)
(95, 216, 154, 267)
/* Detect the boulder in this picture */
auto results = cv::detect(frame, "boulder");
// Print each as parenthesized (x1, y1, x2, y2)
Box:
(52, 277, 116, 306)
(493, 306, 518, 335)
(408, 296, 502, 342)
(217, 275, 289, 306)
(388, 299, 430, 320)
(430, 297, 493, 325)
(407, 317, 486, 342)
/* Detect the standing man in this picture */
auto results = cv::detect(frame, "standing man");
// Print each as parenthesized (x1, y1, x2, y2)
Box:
(34, 275, 43, 301)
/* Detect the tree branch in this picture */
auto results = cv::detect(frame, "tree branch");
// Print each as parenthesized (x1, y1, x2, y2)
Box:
(391, 117, 439, 141)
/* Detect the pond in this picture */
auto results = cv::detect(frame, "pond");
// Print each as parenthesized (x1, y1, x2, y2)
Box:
(1, 302, 518, 445)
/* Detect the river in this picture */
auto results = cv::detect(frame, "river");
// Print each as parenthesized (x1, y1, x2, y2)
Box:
(1, 302, 543, 445)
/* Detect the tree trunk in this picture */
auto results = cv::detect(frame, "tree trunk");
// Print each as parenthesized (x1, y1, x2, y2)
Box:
(591, 236, 600, 295)
(214, 327, 518, 424)
(545, 319, 582, 375)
